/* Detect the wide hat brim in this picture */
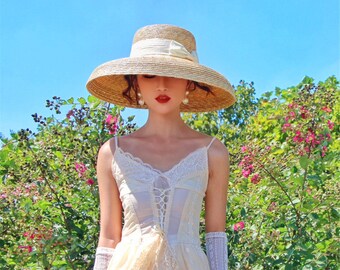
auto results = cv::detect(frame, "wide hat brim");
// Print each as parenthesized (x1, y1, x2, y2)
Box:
(86, 55, 236, 112)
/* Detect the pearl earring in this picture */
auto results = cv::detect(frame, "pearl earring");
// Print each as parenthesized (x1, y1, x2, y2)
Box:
(182, 91, 189, 105)
(137, 93, 145, 106)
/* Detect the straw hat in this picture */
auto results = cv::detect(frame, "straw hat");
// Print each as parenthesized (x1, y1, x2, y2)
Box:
(86, 24, 236, 112)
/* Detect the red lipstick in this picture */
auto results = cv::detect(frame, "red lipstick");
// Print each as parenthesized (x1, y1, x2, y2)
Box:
(155, 95, 171, 103)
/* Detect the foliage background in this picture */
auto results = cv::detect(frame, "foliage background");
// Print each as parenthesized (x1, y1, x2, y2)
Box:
(1, 76, 339, 269)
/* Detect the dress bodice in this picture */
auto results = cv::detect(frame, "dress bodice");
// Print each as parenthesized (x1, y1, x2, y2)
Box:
(108, 136, 215, 270)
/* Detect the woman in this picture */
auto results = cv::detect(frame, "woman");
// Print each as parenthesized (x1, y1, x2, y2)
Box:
(87, 24, 236, 270)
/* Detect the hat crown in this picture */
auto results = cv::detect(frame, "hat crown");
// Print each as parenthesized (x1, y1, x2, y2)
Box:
(133, 24, 197, 53)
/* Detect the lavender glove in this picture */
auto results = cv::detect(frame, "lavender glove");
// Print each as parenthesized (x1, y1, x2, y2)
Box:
(93, 247, 115, 270)
(206, 232, 228, 270)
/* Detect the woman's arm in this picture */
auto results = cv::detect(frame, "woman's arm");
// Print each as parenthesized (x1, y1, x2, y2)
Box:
(205, 138, 230, 270)
(93, 139, 122, 270)
(205, 138, 229, 232)
(96, 139, 123, 248)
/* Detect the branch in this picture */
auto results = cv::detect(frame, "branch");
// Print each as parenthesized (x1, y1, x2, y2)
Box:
(255, 160, 301, 228)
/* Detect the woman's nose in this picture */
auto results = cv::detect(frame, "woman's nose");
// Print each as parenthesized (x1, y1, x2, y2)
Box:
(156, 76, 168, 91)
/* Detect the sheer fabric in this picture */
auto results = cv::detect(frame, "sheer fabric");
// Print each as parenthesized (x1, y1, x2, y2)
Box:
(105, 136, 225, 270)
(93, 247, 115, 270)
(206, 232, 228, 270)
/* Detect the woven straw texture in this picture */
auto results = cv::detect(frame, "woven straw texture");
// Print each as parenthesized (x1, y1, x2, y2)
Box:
(86, 24, 236, 112)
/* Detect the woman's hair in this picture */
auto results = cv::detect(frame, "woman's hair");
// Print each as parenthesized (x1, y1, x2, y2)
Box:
(122, 75, 213, 105)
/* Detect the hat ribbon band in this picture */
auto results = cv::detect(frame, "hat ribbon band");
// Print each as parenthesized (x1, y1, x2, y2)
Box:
(130, 38, 198, 63)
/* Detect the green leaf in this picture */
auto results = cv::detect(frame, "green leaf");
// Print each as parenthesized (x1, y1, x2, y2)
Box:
(291, 166, 298, 173)
(241, 207, 247, 218)
(292, 198, 300, 204)
(67, 97, 74, 104)
(87, 95, 97, 103)
(330, 208, 340, 219)
(82, 127, 92, 134)
(310, 213, 319, 219)
(299, 156, 310, 169)
(90, 100, 101, 109)
(293, 176, 303, 185)
(77, 97, 86, 105)
(127, 115, 135, 122)
(37, 200, 52, 211)
(55, 151, 63, 159)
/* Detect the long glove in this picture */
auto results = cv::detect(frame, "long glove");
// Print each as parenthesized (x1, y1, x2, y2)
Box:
(205, 232, 228, 270)
(93, 247, 115, 270)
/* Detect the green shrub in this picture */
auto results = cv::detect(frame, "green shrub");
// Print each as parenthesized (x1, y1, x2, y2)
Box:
(1, 76, 338, 269)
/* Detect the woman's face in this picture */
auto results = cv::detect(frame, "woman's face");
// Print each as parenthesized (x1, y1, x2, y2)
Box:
(136, 75, 188, 113)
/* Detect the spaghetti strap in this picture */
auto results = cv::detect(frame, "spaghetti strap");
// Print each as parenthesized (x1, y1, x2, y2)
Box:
(207, 137, 216, 149)
(114, 136, 119, 148)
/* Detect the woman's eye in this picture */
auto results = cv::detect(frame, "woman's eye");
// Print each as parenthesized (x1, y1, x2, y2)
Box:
(143, 75, 156, 79)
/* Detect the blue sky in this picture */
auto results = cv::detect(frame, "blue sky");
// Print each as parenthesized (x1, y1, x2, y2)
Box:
(0, 0, 339, 138)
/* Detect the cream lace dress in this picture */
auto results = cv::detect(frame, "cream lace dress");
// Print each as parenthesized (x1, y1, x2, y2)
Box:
(107, 137, 216, 270)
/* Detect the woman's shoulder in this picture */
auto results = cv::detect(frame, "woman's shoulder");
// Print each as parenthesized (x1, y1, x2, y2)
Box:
(189, 130, 228, 153)
(98, 133, 141, 154)
(203, 135, 229, 162)
(97, 137, 116, 160)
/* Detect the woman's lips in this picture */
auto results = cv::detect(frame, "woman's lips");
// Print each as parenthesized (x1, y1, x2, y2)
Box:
(155, 95, 171, 103)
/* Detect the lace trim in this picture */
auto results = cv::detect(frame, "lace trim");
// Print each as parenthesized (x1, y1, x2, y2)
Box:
(115, 146, 207, 175)
(206, 232, 226, 239)
(95, 246, 115, 254)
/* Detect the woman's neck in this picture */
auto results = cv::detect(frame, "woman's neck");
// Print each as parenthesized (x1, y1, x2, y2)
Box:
(139, 110, 188, 139)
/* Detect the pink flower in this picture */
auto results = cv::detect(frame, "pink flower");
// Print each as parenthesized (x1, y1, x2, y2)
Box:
(1, 193, 7, 199)
(109, 123, 118, 135)
(321, 106, 332, 113)
(23, 232, 35, 240)
(66, 110, 74, 119)
(241, 146, 247, 153)
(299, 106, 308, 119)
(105, 114, 114, 124)
(268, 202, 277, 211)
(19, 245, 33, 253)
(105, 114, 119, 135)
(289, 111, 296, 118)
(250, 173, 260, 184)
(293, 135, 304, 143)
(75, 163, 87, 177)
(233, 221, 245, 231)
(321, 146, 327, 157)
(326, 133, 331, 140)
(288, 103, 294, 109)
(327, 120, 334, 130)
(305, 132, 316, 144)
(298, 149, 305, 156)
(293, 130, 304, 143)
(86, 179, 95, 185)
(282, 123, 291, 132)
(242, 169, 251, 178)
